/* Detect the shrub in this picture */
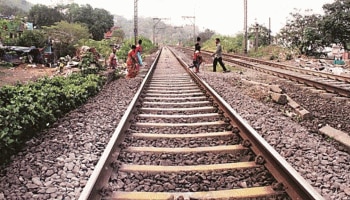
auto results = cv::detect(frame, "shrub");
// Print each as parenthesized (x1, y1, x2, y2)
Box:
(0, 73, 105, 165)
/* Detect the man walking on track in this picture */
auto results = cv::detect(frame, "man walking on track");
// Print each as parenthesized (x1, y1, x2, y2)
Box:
(212, 38, 230, 73)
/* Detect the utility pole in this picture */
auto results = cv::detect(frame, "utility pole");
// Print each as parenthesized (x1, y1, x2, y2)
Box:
(244, 0, 248, 54)
(134, 0, 138, 45)
(152, 18, 169, 44)
(182, 16, 195, 43)
(255, 22, 259, 52)
(268, 17, 271, 45)
(174, 26, 183, 46)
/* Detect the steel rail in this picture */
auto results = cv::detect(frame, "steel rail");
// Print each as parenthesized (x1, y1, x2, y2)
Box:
(202, 49, 350, 83)
(78, 48, 162, 200)
(181, 47, 349, 97)
(228, 57, 350, 97)
(169, 47, 325, 200)
(79, 46, 325, 200)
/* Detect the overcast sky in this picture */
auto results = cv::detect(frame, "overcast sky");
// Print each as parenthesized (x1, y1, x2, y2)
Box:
(26, 0, 335, 35)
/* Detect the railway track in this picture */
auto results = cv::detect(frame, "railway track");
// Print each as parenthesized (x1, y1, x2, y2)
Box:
(179, 47, 350, 98)
(79, 47, 324, 200)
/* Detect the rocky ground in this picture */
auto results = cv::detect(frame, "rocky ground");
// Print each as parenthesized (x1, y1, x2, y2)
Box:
(181, 50, 350, 199)
(0, 49, 349, 200)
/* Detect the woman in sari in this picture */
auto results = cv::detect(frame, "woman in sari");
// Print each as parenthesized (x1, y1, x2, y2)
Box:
(126, 45, 139, 78)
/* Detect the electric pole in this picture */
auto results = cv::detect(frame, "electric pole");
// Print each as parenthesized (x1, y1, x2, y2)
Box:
(255, 22, 259, 52)
(244, 0, 248, 54)
(269, 17, 271, 45)
(174, 26, 183, 46)
(134, 0, 138, 45)
(182, 16, 196, 43)
(152, 18, 169, 44)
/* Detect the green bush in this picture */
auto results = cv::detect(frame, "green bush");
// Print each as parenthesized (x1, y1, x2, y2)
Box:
(117, 36, 156, 62)
(78, 51, 102, 75)
(0, 73, 105, 165)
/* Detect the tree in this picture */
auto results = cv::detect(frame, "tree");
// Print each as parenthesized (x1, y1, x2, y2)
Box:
(276, 9, 322, 55)
(62, 3, 80, 23)
(28, 4, 64, 28)
(0, 4, 27, 17)
(198, 29, 215, 43)
(321, 0, 350, 50)
(302, 26, 324, 56)
(42, 21, 91, 57)
(17, 29, 46, 47)
(64, 4, 114, 41)
(248, 23, 271, 48)
(90, 8, 114, 41)
(111, 29, 125, 44)
(0, 0, 32, 12)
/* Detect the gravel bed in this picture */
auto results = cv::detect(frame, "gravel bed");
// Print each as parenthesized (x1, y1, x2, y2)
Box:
(0, 49, 349, 200)
(141, 102, 213, 108)
(173, 47, 350, 199)
(110, 167, 276, 192)
(125, 134, 241, 148)
(0, 74, 144, 199)
(118, 151, 254, 166)
(139, 109, 219, 115)
(136, 115, 225, 123)
(130, 124, 232, 134)
(176, 51, 350, 199)
(278, 81, 350, 135)
(141, 96, 209, 103)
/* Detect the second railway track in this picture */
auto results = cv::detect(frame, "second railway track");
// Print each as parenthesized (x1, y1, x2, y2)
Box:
(79, 47, 324, 200)
(180, 47, 350, 98)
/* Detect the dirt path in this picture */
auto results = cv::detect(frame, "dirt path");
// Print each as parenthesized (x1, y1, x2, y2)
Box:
(0, 64, 60, 87)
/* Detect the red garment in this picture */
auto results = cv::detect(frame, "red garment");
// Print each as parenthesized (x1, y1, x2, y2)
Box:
(193, 51, 199, 61)
(126, 49, 138, 78)
(193, 51, 202, 64)
(135, 44, 142, 54)
(193, 51, 202, 73)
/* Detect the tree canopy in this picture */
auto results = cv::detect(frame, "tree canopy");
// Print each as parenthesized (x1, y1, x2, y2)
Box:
(321, 0, 350, 50)
(42, 21, 91, 57)
(28, 4, 64, 29)
(27, 3, 114, 41)
(277, 9, 322, 55)
(275, 1, 350, 54)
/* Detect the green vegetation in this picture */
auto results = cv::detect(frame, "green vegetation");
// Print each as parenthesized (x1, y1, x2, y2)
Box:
(78, 51, 102, 75)
(42, 21, 91, 58)
(117, 36, 156, 62)
(202, 34, 244, 54)
(0, 73, 106, 165)
(17, 29, 46, 47)
(0, 1, 158, 166)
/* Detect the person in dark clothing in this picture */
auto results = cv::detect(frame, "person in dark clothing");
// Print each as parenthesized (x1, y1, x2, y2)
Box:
(191, 37, 202, 73)
(212, 38, 230, 73)
(195, 36, 201, 51)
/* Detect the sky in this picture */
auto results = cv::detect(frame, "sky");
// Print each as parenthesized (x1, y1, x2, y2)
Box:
(26, 0, 335, 36)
